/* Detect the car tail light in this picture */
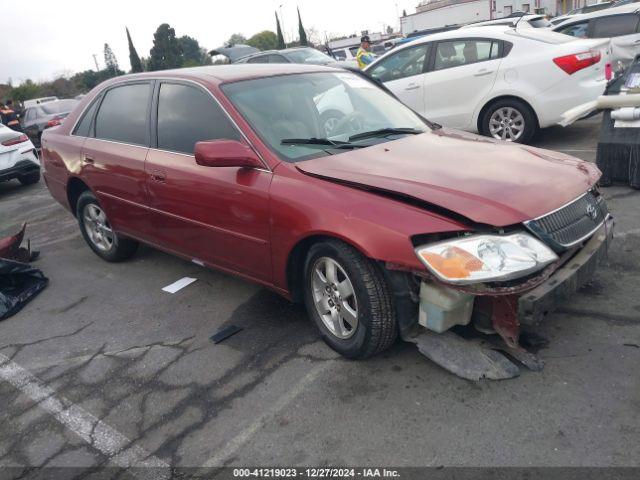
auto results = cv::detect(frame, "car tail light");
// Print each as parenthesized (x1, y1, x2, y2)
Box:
(1, 134, 29, 146)
(45, 116, 65, 129)
(553, 50, 601, 75)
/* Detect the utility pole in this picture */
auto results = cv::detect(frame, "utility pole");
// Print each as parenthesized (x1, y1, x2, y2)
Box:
(92, 54, 100, 71)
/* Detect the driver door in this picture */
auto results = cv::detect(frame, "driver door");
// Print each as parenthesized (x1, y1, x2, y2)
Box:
(368, 43, 431, 116)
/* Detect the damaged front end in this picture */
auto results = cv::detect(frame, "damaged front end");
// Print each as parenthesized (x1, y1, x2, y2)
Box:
(387, 190, 614, 381)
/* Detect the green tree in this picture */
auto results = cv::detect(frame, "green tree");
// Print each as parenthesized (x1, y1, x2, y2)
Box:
(275, 12, 286, 49)
(227, 33, 247, 46)
(179, 35, 206, 66)
(246, 31, 279, 51)
(10, 80, 41, 102)
(148, 23, 183, 71)
(103, 43, 119, 77)
(126, 27, 144, 73)
(297, 8, 308, 46)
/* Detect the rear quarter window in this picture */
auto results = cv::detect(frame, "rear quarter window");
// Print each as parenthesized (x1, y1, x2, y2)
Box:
(94, 83, 151, 146)
(72, 98, 101, 137)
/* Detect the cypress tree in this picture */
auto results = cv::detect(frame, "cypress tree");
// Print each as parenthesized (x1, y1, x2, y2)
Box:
(297, 8, 308, 46)
(275, 12, 286, 49)
(126, 27, 144, 73)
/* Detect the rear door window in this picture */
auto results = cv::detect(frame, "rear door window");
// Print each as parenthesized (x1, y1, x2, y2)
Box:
(94, 83, 151, 146)
(268, 54, 289, 63)
(156, 82, 240, 155)
(590, 14, 640, 37)
(247, 55, 269, 64)
(557, 21, 589, 37)
(434, 40, 498, 71)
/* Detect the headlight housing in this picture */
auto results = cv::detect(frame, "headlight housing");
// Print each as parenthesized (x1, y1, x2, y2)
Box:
(415, 232, 558, 285)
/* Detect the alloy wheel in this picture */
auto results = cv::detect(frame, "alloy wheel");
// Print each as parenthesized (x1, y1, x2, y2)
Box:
(311, 257, 359, 339)
(488, 107, 525, 142)
(82, 204, 114, 252)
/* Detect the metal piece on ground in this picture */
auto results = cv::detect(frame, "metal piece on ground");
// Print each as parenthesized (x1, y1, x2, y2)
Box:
(404, 330, 520, 381)
(210, 325, 244, 344)
(0, 223, 31, 262)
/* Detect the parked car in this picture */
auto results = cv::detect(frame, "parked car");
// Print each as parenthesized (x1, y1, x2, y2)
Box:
(21, 99, 79, 148)
(23, 96, 59, 109)
(235, 47, 337, 65)
(365, 26, 611, 143)
(42, 64, 612, 360)
(553, 5, 640, 67)
(0, 123, 40, 186)
(463, 14, 552, 29)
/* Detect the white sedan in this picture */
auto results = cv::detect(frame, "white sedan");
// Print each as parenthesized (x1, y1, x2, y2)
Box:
(0, 124, 40, 186)
(365, 26, 611, 143)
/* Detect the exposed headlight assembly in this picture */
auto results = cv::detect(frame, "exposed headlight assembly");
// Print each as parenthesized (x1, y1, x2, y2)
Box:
(415, 233, 558, 285)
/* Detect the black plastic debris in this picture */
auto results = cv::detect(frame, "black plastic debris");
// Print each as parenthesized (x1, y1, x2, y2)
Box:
(210, 325, 243, 344)
(597, 57, 640, 188)
(0, 258, 48, 320)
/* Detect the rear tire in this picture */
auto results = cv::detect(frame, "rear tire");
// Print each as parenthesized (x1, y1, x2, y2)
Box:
(19, 171, 40, 185)
(481, 99, 537, 144)
(303, 239, 397, 359)
(76, 190, 138, 262)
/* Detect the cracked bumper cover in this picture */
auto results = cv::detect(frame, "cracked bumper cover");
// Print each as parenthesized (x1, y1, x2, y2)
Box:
(518, 217, 614, 326)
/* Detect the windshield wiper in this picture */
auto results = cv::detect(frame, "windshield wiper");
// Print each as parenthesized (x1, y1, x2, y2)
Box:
(281, 138, 365, 149)
(348, 128, 423, 142)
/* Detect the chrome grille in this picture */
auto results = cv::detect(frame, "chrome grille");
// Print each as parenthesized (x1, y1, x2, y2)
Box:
(525, 191, 609, 250)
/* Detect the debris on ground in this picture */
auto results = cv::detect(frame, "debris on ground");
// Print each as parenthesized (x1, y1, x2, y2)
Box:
(162, 277, 197, 293)
(0, 223, 39, 263)
(210, 325, 243, 344)
(0, 258, 48, 320)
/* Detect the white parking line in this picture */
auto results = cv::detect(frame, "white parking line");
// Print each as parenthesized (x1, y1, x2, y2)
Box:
(203, 360, 334, 467)
(0, 353, 169, 478)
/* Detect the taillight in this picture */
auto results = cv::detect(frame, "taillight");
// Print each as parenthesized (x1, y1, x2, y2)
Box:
(553, 50, 601, 75)
(46, 116, 64, 128)
(2, 134, 29, 146)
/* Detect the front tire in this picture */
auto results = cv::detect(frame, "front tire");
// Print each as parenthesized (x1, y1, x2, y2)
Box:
(76, 190, 138, 262)
(303, 239, 397, 359)
(481, 99, 537, 144)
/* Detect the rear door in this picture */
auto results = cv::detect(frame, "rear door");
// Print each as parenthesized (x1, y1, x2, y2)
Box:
(423, 38, 503, 128)
(145, 81, 273, 281)
(367, 43, 432, 115)
(588, 13, 640, 64)
(81, 81, 153, 240)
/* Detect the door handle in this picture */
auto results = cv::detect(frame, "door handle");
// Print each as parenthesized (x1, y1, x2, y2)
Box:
(83, 155, 94, 165)
(405, 84, 421, 91)
(150, 170, 167, 183)
(474, 70, 495, 77)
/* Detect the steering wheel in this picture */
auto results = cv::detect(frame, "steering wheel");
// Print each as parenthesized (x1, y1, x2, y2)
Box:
(330, 111, 366, 137)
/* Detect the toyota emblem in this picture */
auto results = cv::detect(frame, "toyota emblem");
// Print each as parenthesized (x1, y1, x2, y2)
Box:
(586, 203, 598, 221)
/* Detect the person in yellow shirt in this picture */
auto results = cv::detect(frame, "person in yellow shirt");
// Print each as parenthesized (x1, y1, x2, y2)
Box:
(356, 35, 376, 70)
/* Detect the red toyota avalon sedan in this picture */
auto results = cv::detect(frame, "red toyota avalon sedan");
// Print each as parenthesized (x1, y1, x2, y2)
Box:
(41, 64, 612, 362)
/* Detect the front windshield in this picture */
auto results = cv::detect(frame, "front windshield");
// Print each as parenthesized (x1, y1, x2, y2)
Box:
(222, 72, 428, 162)
(284, 48, 335, 65)
(40, 99, 78, 114)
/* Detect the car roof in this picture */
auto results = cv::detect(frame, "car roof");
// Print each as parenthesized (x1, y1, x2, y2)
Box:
(106, 64, 343, 85)
(553, 3, 640, 26)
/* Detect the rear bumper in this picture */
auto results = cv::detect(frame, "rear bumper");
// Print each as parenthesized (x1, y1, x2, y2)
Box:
(518, 217, 614, 325)
(0, 159, 40, 182)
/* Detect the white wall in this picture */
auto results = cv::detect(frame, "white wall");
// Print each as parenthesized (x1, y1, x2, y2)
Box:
(401, 0, 490, 34)
(493, 0, 559, 16)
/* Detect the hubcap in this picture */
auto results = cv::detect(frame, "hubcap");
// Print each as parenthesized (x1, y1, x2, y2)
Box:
(489, 107, 525, 142)
(311, 257, 358, 340)
(83, 204, 114, 251)
(324, 117, 340, 136)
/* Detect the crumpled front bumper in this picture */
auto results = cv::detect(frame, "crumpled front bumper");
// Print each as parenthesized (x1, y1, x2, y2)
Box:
(518, 217, 614, 326)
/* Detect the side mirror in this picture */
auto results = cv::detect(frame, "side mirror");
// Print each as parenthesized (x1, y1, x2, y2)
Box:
(194, 139, 264, 169)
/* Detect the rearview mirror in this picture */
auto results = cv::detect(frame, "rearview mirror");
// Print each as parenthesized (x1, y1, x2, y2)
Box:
(194, 140, 263, 169)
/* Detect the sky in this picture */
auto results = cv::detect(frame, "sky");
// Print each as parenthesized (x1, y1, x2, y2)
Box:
(1, 0, 418, 84)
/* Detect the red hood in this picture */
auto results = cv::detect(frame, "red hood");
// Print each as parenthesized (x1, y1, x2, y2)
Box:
(296, 129, 600, 227)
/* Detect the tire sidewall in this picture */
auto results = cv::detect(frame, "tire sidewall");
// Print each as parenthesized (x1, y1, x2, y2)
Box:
(303, 242, 377, 359)
(482, 100, 536, 144)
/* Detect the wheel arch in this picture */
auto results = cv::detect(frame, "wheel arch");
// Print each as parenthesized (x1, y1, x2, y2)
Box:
(476, 95, 540, 135)
(66, 176, 91, 217)
(285, 233, 374, 304)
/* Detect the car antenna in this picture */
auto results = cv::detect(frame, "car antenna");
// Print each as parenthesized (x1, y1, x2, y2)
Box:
(512, 13, 525, 30)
